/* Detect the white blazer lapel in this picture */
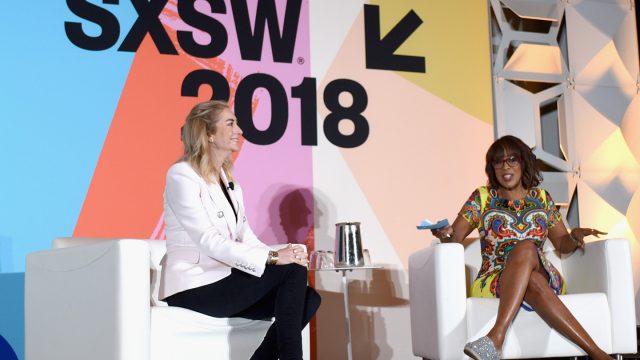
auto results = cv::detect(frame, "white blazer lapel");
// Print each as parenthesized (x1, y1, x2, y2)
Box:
(202, 179, 237, 238)
(220, 171, 240, 225)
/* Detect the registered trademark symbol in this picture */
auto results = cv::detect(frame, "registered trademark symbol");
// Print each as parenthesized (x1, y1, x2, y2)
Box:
(297, 57, 305, 65)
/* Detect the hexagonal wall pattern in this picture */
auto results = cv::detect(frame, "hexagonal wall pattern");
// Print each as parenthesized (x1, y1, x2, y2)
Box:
(490, 0, 640, 323)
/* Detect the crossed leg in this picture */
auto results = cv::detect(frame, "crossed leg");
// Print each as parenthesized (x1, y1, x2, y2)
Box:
(485, 241, 610, 360)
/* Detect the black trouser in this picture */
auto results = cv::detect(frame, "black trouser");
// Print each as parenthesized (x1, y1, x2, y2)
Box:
(165, 264, 321, 360)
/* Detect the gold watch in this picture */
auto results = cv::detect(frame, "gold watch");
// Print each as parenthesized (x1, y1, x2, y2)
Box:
(267, 250, 279, 265)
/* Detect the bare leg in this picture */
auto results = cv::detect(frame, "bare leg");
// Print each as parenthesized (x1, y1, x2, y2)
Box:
(485, 241, 609, 360)
(486, 241, 539, 350)
(524, 271, 610, 360)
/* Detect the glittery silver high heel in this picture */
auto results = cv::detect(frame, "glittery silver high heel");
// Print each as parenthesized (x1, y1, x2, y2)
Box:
(463, 336, 500, 360)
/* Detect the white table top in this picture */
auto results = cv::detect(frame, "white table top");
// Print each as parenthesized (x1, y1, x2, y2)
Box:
(309, 265, 382, 271)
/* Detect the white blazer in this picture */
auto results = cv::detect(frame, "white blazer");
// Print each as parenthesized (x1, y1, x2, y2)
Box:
(159, 161, 271, 300)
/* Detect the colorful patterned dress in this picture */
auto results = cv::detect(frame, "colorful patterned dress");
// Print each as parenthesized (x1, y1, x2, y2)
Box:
(460, 186, 566, 304)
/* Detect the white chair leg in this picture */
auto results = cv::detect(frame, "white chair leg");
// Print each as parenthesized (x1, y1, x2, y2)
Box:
(614, 354, 623, 360)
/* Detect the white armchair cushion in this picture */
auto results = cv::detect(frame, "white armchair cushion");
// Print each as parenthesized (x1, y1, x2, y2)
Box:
(409, 241, 468, 360)
(150, 307, 272, 360)
(26, 240, 151, 360)
(561, 239, 637, 353)
(466, 294, 611, 358)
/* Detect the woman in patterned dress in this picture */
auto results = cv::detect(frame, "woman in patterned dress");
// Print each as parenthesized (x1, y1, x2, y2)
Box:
(432, 135, 610, 360)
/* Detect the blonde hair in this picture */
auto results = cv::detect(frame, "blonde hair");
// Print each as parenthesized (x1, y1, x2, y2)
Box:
(180, 100, 233, 184)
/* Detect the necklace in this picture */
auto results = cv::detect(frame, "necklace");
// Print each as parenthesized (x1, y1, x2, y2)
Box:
(497, 186, 527, 201)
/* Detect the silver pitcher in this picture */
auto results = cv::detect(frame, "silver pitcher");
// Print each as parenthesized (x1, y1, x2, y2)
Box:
(334, 222, 365, 267)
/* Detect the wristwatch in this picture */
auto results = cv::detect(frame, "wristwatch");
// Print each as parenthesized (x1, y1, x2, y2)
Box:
(267, 250, 279, 265)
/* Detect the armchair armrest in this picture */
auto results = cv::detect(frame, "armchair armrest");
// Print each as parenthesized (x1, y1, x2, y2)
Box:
(26, 239, 151, 360)
(409, 243, 468, 359)
(561, 238, 636, 353)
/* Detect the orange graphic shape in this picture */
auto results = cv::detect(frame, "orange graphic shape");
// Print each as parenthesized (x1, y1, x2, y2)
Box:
(74, 26, 242, 238)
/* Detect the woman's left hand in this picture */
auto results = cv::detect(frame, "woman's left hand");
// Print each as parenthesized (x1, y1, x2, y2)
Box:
(570, 227, 607, 249)
(277, 244, 309, 267)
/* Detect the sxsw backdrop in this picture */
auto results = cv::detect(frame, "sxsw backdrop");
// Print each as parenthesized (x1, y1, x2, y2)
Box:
(0, 1, 494, 359)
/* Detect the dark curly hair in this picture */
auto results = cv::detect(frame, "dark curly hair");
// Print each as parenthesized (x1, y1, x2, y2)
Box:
(485, 135, 542, 190)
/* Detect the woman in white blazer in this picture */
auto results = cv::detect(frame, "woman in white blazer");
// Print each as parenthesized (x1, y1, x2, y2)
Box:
(160, 100, 320, 360)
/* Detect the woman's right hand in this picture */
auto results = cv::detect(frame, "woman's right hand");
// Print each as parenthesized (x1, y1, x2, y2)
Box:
(277, 244, 309, 267)
(431, 225, 454, 242)
(569, 227, 607, 250)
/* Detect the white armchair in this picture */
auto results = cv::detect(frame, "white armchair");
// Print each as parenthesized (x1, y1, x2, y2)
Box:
(25, 238, 310, 360)
(409, 238, 637, 359)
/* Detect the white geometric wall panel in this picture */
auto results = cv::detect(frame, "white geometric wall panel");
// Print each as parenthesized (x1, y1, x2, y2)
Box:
(622, 95, 640, 160)
(566, 0, 639, 86)
(490, 0, 640, 323)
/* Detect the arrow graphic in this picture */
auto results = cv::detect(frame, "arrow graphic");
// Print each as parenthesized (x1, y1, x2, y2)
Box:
(364, 4, 426, 73)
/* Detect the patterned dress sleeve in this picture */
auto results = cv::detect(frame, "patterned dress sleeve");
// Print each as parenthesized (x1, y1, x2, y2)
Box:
(459, 188, 482, 229)
(544, 189, 563, 229)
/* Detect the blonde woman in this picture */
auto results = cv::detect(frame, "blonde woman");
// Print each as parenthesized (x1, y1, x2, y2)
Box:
(160, 100, 320, 360)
